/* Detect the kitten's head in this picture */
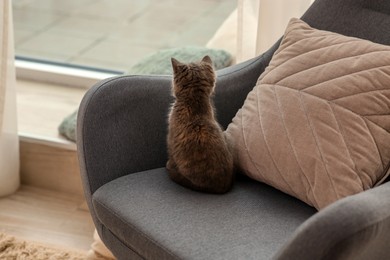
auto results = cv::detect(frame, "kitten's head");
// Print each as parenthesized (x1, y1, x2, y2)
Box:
(171, 55, 216, 98)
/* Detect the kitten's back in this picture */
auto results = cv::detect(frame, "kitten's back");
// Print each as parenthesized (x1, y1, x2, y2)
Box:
(166, 56, 234, 193)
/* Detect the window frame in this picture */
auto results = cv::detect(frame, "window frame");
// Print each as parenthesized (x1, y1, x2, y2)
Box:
(15, 56, 122, 89)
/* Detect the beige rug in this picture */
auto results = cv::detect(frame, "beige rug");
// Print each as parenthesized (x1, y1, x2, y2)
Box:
(0, 233, 109, 260)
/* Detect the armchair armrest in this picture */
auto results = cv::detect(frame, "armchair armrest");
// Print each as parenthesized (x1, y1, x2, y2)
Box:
(274, 181, 390, 260)
(77, 75, 172, 198)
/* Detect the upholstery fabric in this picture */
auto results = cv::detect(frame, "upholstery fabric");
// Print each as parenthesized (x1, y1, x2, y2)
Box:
(275, 181, 390, 260)
(92, 168, 315, 260)
(225, 18, 390, 210)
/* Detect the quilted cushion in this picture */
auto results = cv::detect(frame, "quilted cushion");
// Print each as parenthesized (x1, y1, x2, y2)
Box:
(225, 18, 390, 210)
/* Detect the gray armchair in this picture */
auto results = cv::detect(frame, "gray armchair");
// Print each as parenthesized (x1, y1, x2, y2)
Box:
(77, 0, 390, 259)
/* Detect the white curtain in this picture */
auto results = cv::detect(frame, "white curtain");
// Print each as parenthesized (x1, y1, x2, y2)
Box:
(237, 0, 314, 62)
(207, 0, 314, 63)
(0, 0, 20, 196)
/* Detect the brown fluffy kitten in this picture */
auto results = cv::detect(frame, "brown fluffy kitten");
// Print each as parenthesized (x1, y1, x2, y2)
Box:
(166, 55, 234, 194)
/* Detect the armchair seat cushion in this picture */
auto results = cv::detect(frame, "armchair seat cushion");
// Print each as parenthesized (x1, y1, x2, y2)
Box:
(92, 168, 315, 260)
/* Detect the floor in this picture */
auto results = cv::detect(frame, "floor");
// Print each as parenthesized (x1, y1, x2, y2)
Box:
(0, 185, 95, 252)
(12, 0, 236, 73)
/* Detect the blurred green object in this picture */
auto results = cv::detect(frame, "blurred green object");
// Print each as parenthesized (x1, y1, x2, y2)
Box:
(58, 110, 78, 142)
(128, 46, 232, 75)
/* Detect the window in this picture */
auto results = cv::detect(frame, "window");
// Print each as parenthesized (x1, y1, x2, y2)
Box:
(13, 0, 236, 84)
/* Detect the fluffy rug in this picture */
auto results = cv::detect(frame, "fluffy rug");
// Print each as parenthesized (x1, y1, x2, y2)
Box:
(0, 233, 108, 260)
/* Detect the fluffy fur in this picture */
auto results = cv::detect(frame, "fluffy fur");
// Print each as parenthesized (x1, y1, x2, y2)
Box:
(166, 55, 234, 193)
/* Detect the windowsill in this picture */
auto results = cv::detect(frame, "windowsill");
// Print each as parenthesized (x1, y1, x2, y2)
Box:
(15, 58, 120, 89)
(16, 79, 86, 150)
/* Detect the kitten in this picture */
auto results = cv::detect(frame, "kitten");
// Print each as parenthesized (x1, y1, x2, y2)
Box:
(166, 55, 234, 194)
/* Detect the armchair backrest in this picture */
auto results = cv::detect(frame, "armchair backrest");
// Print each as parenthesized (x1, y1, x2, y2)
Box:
(302, 0, 390, 45)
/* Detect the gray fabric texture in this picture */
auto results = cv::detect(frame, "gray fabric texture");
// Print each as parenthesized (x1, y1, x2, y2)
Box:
(76, 0, 390, 258)
(274, 181, 390, 260)
(99, 225, 144, 260)
(302, 0, 390, 46)
(93, 168, 315, 260)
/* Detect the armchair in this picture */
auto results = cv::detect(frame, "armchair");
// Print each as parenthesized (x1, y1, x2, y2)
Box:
(77, 0, 390, 259)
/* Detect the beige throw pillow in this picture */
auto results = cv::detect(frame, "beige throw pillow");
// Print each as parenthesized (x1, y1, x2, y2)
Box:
(225, 18, 390, 210)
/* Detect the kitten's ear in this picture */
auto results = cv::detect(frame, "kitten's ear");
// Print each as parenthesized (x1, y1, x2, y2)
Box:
(171, 57, 183, 74)
(201, 55, 212, 65)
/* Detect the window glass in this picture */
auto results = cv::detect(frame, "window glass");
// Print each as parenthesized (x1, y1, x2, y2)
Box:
(13, 0, 236, 74)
